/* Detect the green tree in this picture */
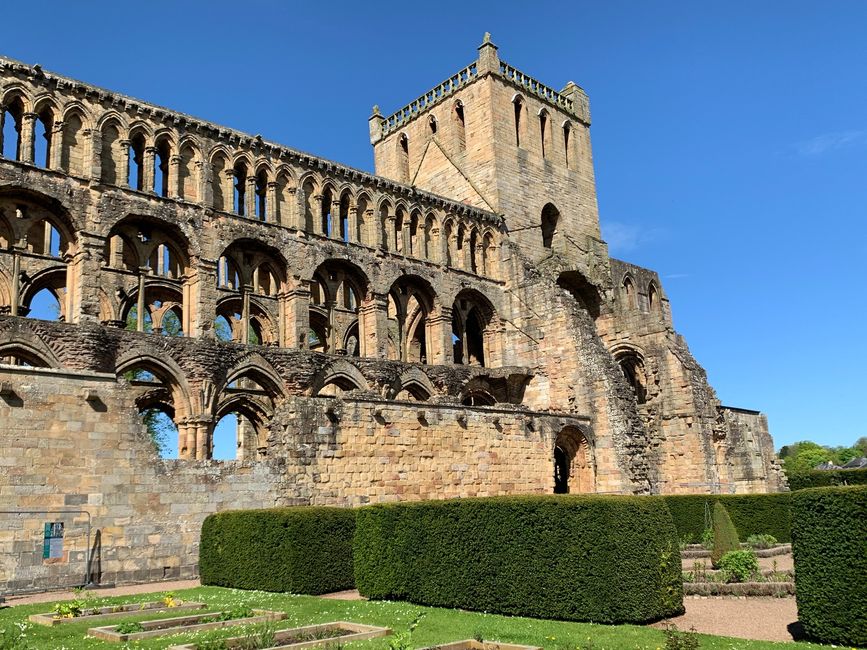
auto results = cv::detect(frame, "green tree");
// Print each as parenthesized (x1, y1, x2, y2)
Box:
(782, 441, 833, 474)
(832, 447, 860, 465)
(711, 501, 740, 569)
(855, 436, 867, 457)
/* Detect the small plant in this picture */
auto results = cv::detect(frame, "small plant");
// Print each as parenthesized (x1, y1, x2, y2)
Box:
(0, 623, 31, 650)
(115, 621, 144, 634)
(197, 637, 229, 650)
(389, 611, 426, 650)
(232, 621, 276, 650)
(678, 533, 694, 550)
(718, 549, 759, 583)
(745, 533, 777, 549)
(663, 624, 700, 650)
(699, 527, 714, 549)
(163, 591, 180, 607)
(710, 502, 739, 568)
(51, 600, 83, 619)
(473, 629, 485, 642)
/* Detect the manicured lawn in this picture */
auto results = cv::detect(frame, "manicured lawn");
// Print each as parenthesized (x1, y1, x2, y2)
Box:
(0, 587, 838, 650)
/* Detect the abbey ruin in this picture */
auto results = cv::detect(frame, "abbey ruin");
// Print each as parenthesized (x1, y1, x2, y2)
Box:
(0, 36, 785, 593)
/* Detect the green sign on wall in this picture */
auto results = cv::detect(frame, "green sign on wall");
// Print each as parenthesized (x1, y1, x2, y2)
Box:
(42, 521, 64, 560)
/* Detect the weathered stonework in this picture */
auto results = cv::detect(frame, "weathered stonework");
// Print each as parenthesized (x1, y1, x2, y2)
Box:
(0, 35, 784, 592)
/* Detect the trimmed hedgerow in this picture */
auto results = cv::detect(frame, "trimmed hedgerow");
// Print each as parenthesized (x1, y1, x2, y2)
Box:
(353, 495, 683, 624)
(199, 506, 355, 594)
(792, 485, 867, 646)
(664, 493, 792, 543)
(787, 468, 867, 491)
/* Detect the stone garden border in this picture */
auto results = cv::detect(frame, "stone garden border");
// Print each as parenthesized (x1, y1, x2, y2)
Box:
(681, 544, 791, 559)
(418, 641, 542, 650)
(167, 621, 391, 650)
(87, 609, 285, 642)
(684, 582, 795, 596)
(28, 601, 206, 626)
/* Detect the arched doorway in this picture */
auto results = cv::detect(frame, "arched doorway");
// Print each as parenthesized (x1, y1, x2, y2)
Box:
(553, 427, 594, 494)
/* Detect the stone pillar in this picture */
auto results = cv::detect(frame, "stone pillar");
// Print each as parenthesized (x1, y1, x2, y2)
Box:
(312, 195, 324, 235)
(89, 128, 103, 180)
(284, 280, 311, 349)
(401, 219, 411, 255)
(43, 120, 63, 173)
(386, 215, 397, 252)
(74, 233, 107, 322)
(359, 292, 389, 358)
(245, 176, 256, 218)
(266, 181, 278, 223)
(136, 269, 147, 331)
(332, 200, 342, 240)
(241, 285, 252, 344)
(119, 140, 131, 187)
(20, 113, 36, 164)
(222, 169, 235, 212)
(430, 227, 441, 264)
(190, 258, 218, 338)
(428, 305, 453, 365)
(143, 146, 156, 193)
(169, 155, 182, 199)
(363, 208, 375, 247)
(10, 250, 20, 316)
(348, 206, 358, 243)
(193, 416, 215, 460)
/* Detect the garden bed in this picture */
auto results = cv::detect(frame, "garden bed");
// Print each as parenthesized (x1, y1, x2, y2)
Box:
(87, 609, 284, 642)
(418, 642, 541, 650)
(681, 544, 791, 559)
(684, 582, 795, 596)
(28, 600, 205, 626)
(168, 621, 391, 649)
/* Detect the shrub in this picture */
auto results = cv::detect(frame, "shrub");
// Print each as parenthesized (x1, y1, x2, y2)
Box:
(745, 533, 777, 549)
(710, 502, 739, 568)
(354, 495, 683, 624)
(699, 527, 714, 549)
(664, 493, 792, 543)
(199, 506, 355, 594)
(787, 468, 867, 490)
(717, 550, 759, 583)
(792, 485, 867, 646)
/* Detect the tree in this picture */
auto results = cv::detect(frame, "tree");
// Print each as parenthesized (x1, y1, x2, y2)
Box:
(711, 501, 740, 569)
(782, 441, 833, 474)
(855, 437, 867, 457)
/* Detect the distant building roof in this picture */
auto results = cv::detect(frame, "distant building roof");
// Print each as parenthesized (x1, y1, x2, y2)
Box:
(841, 457, 867, 469)
(814, 461, 842, 470)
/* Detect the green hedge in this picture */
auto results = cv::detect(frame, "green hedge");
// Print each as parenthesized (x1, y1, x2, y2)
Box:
(353, 495, 683, 624)
(792, 485, 867, 646)
(199, 506, 355, 594)
(787, 468, 867, 491)
(663, 493, 792, 543)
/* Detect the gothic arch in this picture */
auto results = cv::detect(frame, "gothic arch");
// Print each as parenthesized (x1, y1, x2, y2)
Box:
(0, 334, 60, 368)
(554, 426, 595, 494)
(310, 359, 370, 396)
(392, 367, 436, 401)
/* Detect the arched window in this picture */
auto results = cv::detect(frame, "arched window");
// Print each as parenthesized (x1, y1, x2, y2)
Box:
(34, 107, 53, 169)
(60, 112, 85, 177)
(648, 282, 659, 314)
(140, 406, 179, 459)
(321, 187, 333, 236)
(255, 170, 268, 221)
(154, 137, 171, 197)
(211, 153, 228, 211)
(541, 203, 559, 249)
(452, 291, 496, 367)
(622, 276, 636, 309)
(179, 144, 198, 201)
(539, 109, 549, 159)
(388, 276, 435, 364)
(100, 122, 123, 185)
(310, 260, 369, 355)
(212, 412, 243, 460)
(128, 132, 146, 191)
(563, 122, 572, 169)
(233, 161, 248, 215)
(1, 97, 25, 161)
(616, 349, 648, 405)
(398, 133, 410, 182)
(339, 191, 351, 242)
(513, 96, 524, 147)
(453, 100, 466, 152)
(428, 115, 438, 136)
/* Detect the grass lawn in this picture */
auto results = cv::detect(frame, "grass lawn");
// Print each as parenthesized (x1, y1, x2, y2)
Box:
(0, 587, 839, 650)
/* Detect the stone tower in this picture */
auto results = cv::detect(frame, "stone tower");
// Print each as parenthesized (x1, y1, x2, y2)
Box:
(370, 33, 606, 280)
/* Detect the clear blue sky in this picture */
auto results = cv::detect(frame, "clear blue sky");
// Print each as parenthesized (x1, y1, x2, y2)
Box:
(5, 1, 866, 452)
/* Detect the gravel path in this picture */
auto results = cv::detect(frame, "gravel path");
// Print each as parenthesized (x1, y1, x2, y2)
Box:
(652, 597, 799, 642)
(2, 579, 201, 607)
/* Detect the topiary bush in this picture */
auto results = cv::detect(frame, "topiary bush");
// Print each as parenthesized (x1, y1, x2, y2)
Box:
(354, 495, 683, 624)
(664, 493, 792, 543)
(745, 533, 777, 549)
(787, 468, 867, 491)
(199, 506, 355, 594)
(792, 485, 867, 646)
(717, 549, 759, 583)
(710, 501, 739, 568)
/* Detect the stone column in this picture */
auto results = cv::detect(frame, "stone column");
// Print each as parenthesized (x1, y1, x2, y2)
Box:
(241, 285, 252, 344)
(89, 128, 103, 180)
(20, 113, 36, 164)
(266, 181, 278, 223)
(332, 200, 342, 240)
(348, 206, 359, 243)
(222, 169, 235, 212)
(245, 176, 256, 218)
(191, 258, 218, 338)
(430, 227, 441, 264)
(359, 292, 389, 358)
(136, 269, 147, 331)
(74, 233, 107, 322)
(401, 218, 411, 255)
(312, 195, 324, 235)
(119, 139, 131, 188)
(10, 250, 20, 316)
(428, 305, 453, 365)
(386, 215, 397, 252)
(143, 146, 156, 193)
(169, 155, 182, 199)
(284, 280, 311, 349)
(49, 121, 65, 170)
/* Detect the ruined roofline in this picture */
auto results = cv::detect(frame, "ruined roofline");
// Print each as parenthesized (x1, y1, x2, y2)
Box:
(374, 33, 591, 140)
(720, 405, 764, 416)
(0, 54, 502, 227)
(609, 258, 663, 278)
